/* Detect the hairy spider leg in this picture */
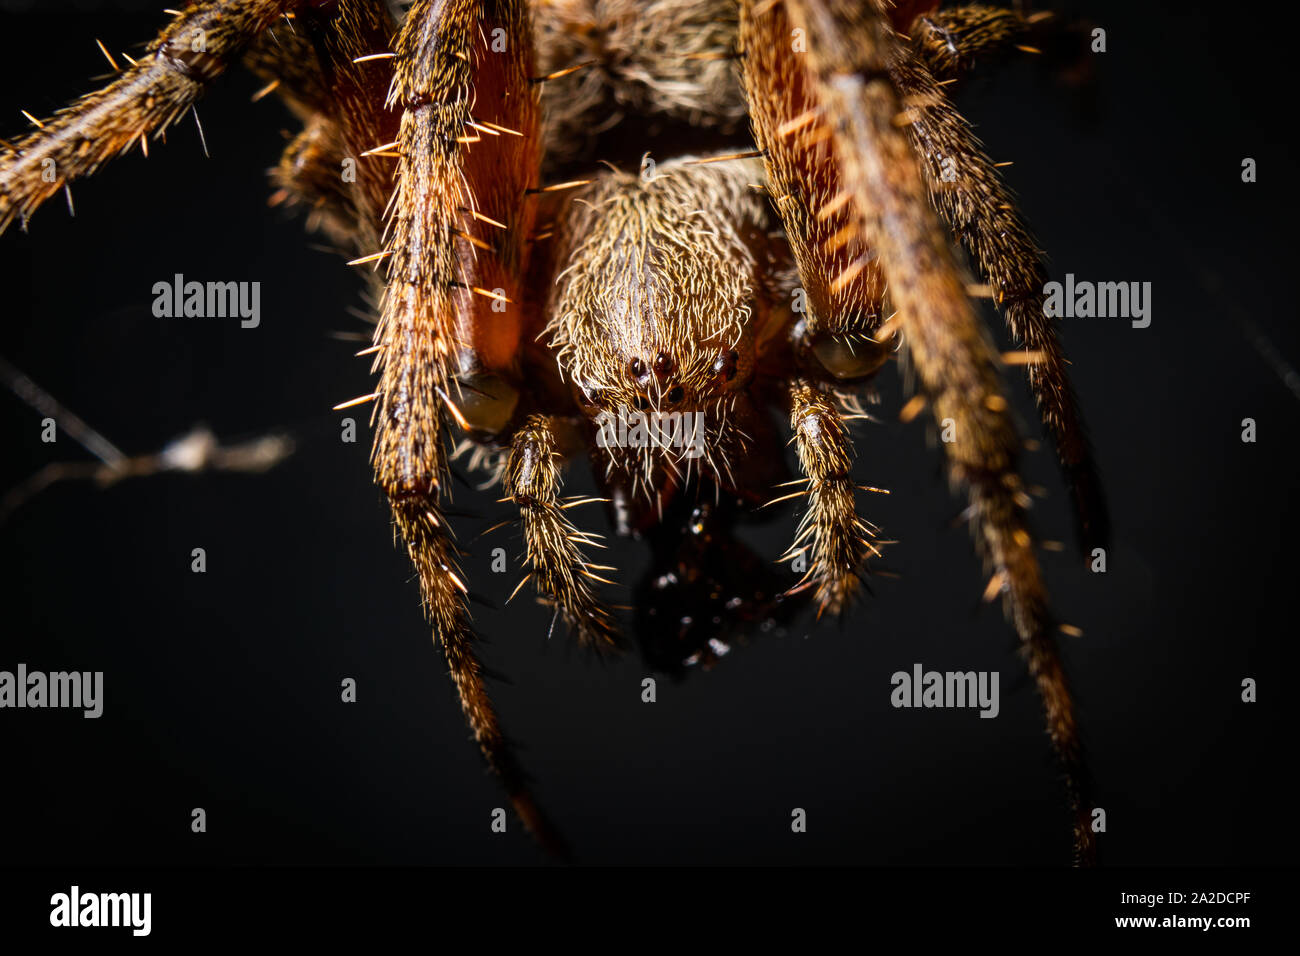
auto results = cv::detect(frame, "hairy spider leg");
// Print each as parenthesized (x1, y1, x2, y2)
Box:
(371, 0, 566, 856)
(741, 0, 1095, 865)
(0, 0, 297, 233)
(893, 8, 1109, 556)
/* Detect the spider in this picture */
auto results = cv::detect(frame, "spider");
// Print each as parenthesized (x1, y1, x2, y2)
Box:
(0, 0, 1106, 864)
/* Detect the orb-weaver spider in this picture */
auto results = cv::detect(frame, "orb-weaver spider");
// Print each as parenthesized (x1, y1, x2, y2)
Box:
(0, 0, 1105, 864)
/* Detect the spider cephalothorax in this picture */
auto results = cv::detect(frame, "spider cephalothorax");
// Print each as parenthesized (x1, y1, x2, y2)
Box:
(545, 159, 775, 496)
(0, 0, 1105, 863)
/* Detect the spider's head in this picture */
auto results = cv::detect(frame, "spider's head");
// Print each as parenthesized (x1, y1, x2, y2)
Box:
(545, 160, 771, 487)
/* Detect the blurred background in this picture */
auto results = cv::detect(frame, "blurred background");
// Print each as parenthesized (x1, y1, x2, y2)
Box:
(0, 0, 1294, 865)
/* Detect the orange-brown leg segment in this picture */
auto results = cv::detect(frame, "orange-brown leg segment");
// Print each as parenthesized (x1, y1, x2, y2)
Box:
(784, 382, 881, 615)
(297, 0, 404, 250)
(741, 0, 1094, 865)
(739, 0, 888, 347)
(371, 0, 563, 855)
(249, 1, 400, 252)
(244, 17, 332, 120)
(505, 415, 619, 648)
(738, 2, 887, 616)
(905, 4, 1035, 82)
(0, 0, 297, 233)
(888, 31, 1108, 556)
(267, 116, 361, 245)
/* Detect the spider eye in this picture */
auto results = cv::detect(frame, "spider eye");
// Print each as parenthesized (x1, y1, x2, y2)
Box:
(713, 349, 739, 382)
(665, 385, 685, 405)
(629, 357, 647, 379)
(653, 351, 674, 377)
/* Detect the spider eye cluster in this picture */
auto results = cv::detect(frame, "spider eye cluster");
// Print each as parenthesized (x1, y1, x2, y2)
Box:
(616, 349, 692, 409)
(629, 351, 675, 384)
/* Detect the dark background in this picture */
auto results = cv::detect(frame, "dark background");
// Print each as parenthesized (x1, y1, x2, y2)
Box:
(0, 0, 1294, 866)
